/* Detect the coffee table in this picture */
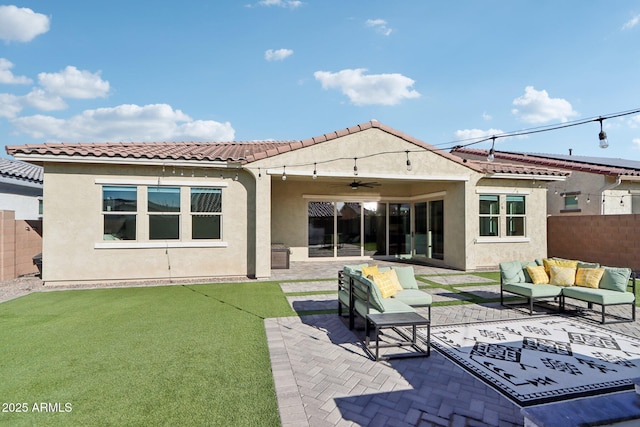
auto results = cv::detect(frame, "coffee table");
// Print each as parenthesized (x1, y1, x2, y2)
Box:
(365, 312, 430, 361)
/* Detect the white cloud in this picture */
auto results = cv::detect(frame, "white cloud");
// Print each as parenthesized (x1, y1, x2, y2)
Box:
(633, 138, 640, 149)
(512, 86, 578, 123)
(10, 103, 235, 142)
(454, 128, 505, 142)
(0, 5, 50, 42)
(252, 0, 302, 9)
(0, 58, 32, 84)
(628, 114, 640, 128)
(38, 66, 110, 99)
(365, 19, 392, 36)
(622, 14, 640, 30)
(0, 93, 21, 118)
(482, 112, 492, 121)
(265, 48, 293, 61)
(23, 88, 67, 111)
(314, 68, 420, 106)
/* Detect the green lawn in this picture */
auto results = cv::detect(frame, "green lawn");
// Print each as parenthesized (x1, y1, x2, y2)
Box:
(0, 282, 294, 426)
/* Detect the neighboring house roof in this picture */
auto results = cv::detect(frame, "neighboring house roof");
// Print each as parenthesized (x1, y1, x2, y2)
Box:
(451, 148, 640, 178)
(0, 158, 43, 185)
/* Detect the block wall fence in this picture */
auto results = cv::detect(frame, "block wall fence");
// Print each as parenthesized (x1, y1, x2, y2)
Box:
(0, 210, 42, 281)
(547, 214, 640, 272)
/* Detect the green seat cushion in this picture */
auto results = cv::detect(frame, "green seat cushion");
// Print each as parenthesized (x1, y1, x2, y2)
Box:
(392, 289, 432, 306)
(502, 282, 563, 298)
(599, 267, 632, 292)
(353, 298, 414, 317)
(392, 266, 419, 289)
(563, 287, 635, 305)
(500, 260, 525, 284)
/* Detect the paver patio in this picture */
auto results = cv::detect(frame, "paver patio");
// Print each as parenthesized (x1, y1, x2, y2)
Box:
(269, 261, 640, 427)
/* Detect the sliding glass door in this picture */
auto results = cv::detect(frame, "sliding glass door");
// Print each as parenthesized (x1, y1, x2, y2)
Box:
(388, 203, 411, 256)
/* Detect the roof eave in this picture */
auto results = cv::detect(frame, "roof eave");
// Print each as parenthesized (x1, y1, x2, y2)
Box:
(11, 153, 232, 168)
(484, 172, 567, 181)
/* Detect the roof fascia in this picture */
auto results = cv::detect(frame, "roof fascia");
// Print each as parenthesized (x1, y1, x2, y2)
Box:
(485, 173, 567, 182)
(11, 153, 231, 169)
(0, 176, 43, 189)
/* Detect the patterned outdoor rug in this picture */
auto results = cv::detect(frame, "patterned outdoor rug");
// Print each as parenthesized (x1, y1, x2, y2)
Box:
(415, 317, 640, 406)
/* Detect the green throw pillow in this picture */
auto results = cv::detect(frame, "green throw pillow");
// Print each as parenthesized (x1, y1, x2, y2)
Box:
(599, 267, 632, 292)
(500, 260, 525, 283)
(392, 266, 418, 289)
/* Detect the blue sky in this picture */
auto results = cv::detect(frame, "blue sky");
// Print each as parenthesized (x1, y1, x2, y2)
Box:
(1, 1, 639, 160)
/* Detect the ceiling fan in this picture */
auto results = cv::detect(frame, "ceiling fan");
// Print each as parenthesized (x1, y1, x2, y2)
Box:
(349, 180, 381, 190)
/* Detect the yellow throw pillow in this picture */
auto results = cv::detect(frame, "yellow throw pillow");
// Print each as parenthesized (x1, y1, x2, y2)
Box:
(575, 267, 605, 289)
(542, 258, 578, 274)
(368, 269, 403, 298)
(549, 265, 576, 286)
(526, 265, 549, 284)
(361, 265, 379, 277)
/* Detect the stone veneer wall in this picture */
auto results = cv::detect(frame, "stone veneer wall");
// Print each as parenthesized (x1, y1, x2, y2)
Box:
(547, 214, 640, 271)
(0, 210, 42, 280)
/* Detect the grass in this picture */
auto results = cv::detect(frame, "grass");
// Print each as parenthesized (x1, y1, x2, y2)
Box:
(0, 282, 294, 426)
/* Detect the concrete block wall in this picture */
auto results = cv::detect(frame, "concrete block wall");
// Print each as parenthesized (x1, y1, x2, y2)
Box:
(0, 210, 42, 280)
(547, 214, 640, 271)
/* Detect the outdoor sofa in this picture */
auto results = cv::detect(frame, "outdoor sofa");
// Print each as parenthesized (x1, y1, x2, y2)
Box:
(338, 264, 432, 330)
(500, 258, 636, 324)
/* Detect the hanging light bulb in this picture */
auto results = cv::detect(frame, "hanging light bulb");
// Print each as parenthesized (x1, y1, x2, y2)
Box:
(312, 163, 317, 179)
(234, 171, 239, 181)
(405, 151, 412, 171)
(353, 158, 358, 176)
(487, 137, 496, 162)
(586, 195, 591, 204)
(620, 196, 624, 206)
(258, 168, 262, 179)
(598, 118, 609, 149)
(282, 166, 287, 181)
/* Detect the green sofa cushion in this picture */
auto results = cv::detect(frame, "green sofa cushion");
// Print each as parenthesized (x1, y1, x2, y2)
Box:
(353, 298, 415, 317)
(500, 260, 526, 283)
(343, 264, 368, 276)
(563, 286, 635, 305)
(502, 282, 563, 298)
(338, 289, 350, 306)
(578, 261, 600, 269)
(392, 266, 419, 289)
(392, 289, 432, 306)
(599, 267, 632, 292)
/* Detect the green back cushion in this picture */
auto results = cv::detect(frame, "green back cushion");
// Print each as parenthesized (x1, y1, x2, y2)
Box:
(500, 260, 525, 283)
(392, 266, 418, 289)
(578, 261, 600, 269)
(343, 264, 368, 276)
(599, 267, 632, 292)
(521, 261, 537, 283)
(359, 276, 385, 312)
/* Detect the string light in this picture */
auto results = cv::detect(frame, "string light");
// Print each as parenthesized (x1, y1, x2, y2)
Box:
(598, 118, 609, 149)
(487, 137, 496, 162)
(239, 106, 640, 178)
(234, 171, 239, 181)
(353, 158, 358, 176)
(282, 166, 287, 181)
(312, 163, 317, 179)
(258, 168, 261, 179)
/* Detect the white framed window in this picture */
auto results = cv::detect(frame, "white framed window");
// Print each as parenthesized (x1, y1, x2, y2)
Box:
(190, 188, 222, 239)
(148, 187, 181, 240)
(478, 193, 527, 239)
(479, 195, 499, 237)
(102, 186, 137, 240)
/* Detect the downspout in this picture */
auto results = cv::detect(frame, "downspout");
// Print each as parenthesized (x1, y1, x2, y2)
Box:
(599, 176, 621, 215)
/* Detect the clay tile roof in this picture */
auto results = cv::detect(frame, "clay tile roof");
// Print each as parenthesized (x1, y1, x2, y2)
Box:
(465, 159, 570, 177)
(452, 147, 640, 177)
(0, 158, 43, 184)
(4, 121, 483, 173)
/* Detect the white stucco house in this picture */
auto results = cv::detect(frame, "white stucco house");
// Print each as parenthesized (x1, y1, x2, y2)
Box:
(7, 121, 568, 286)
(0, 158, 43, 220)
